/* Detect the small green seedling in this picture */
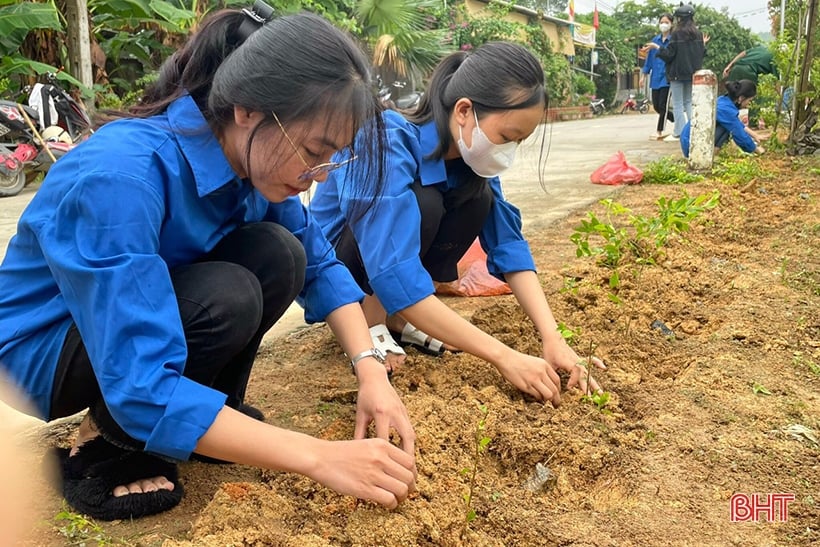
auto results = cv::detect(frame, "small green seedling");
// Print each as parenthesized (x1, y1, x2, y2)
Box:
(752, 382, 772, 396)
(461, 403, 491, 539)
(582, 390, 612, 412)
(54, 505, 119, 546)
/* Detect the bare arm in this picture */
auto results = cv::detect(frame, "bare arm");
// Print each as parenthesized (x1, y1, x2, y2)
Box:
(325, 303, 415, 453)
(194, 406, 416, 509)
(723, 50, 747, 78)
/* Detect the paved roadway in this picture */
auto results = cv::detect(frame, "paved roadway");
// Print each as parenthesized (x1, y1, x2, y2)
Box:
(1, 113, 681, 341)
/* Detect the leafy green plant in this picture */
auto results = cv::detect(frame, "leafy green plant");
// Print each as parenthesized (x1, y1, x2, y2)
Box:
(460, 403, 491, 539)
(556, 322, 580, 346)
(711, 155, 765, 185)
(54, 505, 120, 546)
(581, 390, 611, 412)
(642, 156, 705, 185)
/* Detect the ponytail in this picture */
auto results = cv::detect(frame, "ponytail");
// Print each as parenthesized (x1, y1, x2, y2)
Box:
(406, 42, 546, 159)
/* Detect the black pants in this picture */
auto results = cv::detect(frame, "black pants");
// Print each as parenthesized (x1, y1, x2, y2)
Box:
(49, 222, 306, 450)
(652, 87, 674, 132)
(335, 179, 494, 293)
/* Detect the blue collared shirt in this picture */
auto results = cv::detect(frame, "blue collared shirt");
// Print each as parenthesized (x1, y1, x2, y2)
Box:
(310, 109, 535, 316)
(680, 95, 756, 158)
(0, 94, 363, 460)
(642, 34, 671, 89)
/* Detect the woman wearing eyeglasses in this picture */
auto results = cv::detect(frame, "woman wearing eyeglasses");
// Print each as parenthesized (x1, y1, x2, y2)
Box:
(0, 9, 415, 520)
(311, 42, 605, 408)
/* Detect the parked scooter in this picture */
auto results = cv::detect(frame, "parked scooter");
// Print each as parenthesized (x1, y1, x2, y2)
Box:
(376, 75, 423, 111)
(620, 93, 650, 114)
(0, 73, 92, 197)
(589, 97, 606, 116)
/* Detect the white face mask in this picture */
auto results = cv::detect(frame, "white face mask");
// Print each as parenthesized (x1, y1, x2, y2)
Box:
(457, 110, 518, 178)
(659, 22, 671, 33)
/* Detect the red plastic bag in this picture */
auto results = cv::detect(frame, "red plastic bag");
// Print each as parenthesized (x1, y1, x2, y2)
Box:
(590, 151, 643, 185)
(435, 239, 512, 297)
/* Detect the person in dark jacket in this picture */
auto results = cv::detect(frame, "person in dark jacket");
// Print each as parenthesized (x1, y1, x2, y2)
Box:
(645, 3, 708, 141)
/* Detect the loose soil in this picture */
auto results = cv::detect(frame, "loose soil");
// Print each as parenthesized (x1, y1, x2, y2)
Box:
(17, 154, 820, 546)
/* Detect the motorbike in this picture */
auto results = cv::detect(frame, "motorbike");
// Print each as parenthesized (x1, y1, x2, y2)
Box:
(376, 76, 423, 111)
(620, 93, 650, 114)
(0, 73, 92, 197)
(589, 97, 606, 116)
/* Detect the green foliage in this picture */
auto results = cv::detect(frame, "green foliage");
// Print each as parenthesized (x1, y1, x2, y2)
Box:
(54, 507, 121, 546)
(461, 403, 491, 539)
(752, 382, 772, 395)
(642, 156, 705, 185)
(556, 322, 580, 346)
(711, 155, 764, 185)
(581, 390, 611, 412)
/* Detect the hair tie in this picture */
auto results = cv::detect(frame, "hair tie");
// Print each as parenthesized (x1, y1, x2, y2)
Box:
(237, 0, 275, 42)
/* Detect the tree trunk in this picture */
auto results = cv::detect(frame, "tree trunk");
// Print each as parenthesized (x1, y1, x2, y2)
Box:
(64, 0, 94, 110)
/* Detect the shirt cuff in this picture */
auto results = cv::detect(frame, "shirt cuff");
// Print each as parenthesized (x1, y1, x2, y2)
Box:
(301, 263, 365, 323)
(144, 377, 227, 460)
(487, 240, 536, 280)
(369, 256, 435, 316)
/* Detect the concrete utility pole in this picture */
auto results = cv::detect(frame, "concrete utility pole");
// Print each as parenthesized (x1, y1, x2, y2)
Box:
(64, 0, 94, 109)
(688, 69, 717, 171)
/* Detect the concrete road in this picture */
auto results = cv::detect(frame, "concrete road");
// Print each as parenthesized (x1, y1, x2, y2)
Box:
(0, 113, 680, 339)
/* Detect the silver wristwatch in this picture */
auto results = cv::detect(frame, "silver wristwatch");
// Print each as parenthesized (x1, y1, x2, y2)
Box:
(348, 347, 386, 374)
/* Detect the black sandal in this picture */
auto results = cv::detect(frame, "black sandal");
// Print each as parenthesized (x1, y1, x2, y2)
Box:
(55, 437, 184, 521)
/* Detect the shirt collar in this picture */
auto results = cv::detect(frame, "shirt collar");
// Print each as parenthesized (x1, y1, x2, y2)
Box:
(167, 94, 239, 197)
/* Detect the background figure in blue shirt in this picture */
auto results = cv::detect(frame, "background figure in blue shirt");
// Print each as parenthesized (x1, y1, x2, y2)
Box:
(680, 79, 766, 158)
(311, 42, 605, 408)
(645, 3, 708, 141)
(640, 13, 675, 140)
(0, 8, 416, 521)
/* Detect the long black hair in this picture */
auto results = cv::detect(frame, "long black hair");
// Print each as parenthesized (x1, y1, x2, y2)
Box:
(724, 80, 757, 104)
(405, 42, 547, 160)
(121, 9, 386, 221)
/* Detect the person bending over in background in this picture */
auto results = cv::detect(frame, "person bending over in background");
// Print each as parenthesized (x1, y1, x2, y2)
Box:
(680, 79, 766, 158)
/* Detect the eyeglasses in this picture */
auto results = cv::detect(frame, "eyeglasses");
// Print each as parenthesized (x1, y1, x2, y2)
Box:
(271, 111, 357, 182)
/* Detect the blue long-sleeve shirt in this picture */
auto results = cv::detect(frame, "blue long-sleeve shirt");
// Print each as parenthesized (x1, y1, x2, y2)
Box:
(0, 94, 364, 460)
(310, 109, 535, 316)
(680, 95, 757, 158)
(642, 34, 670, 89)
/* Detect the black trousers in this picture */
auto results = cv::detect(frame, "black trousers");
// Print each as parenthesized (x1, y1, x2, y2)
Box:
(335, 179, 494, 293)
(652, 87, 674, 132)
(49, 222, 306, 450)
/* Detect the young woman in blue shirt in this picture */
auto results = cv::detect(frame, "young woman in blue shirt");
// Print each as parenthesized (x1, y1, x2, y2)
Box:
(680, 79, 766, 158)
(311, 42, 605, 408)
(0, 8, 416, 520)
(640, 13, 675, 140)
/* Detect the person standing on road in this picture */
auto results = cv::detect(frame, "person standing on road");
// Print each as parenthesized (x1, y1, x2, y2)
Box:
(0, 7, 416, 522)
(640, 13, 675, 140)
(680, 80, 766, 158)
(310, 42, 606, 407)
(645, 3, 708, 142)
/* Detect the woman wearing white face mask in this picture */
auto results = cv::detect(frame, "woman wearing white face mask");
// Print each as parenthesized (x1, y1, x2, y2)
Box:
(311, 42, 605, 406)
(640, 13, 675, 140)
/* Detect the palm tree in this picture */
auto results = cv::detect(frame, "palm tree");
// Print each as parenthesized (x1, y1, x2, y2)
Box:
(355, 0, 448, 97)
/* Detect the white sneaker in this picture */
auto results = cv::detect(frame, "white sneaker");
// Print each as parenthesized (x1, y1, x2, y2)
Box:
(663, 134, 680, 142)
